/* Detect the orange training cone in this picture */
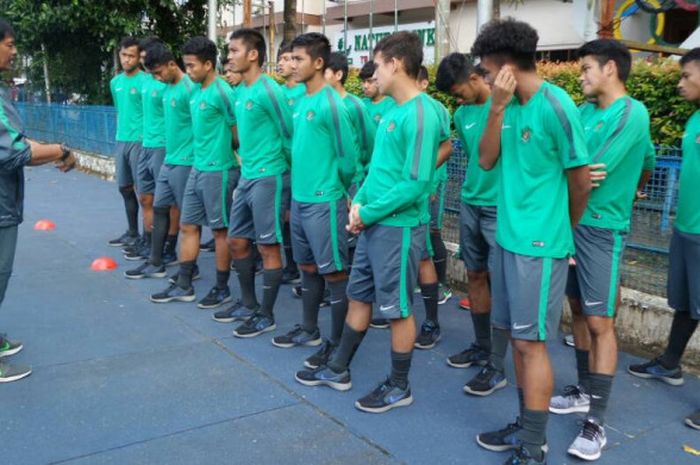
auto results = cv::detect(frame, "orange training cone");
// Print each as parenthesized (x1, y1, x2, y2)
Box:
(34, 219, 56, 231)
(91, 257, 118, 271)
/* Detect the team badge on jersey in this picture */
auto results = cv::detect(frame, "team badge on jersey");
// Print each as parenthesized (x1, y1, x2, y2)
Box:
(387, 121, 396, 132)
(199, 101, 207, 110)
(306, 110, 315, 121)
(595, 121, 604, 131)
(130, 87, 138, 95)
(246, 100, 254, 110)
(151, 90, 159, 97)
(288, 99, 295, 107)
(374, 114, 381, 122)
(171, 98, 177, 107)
(521, 127, 532, 143)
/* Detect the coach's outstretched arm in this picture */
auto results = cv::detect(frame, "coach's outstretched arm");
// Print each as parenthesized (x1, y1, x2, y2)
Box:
(479, 66, 515, 170)
(27, 141, 76, 171)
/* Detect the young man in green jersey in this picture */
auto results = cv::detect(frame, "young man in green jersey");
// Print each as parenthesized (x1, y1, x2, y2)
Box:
(222, 58, 243, 89)
(125, 41, 197, 280)
(296, 31, 442, 414)
(123, 37, 169, 262)
(546, 39, 655, 461)
(628, 47, 700, 431)
(359, 61, 396, 127)
(273, 33, 358, 365)
(219, 28, 293, 337)
(436, 53, 510, 396)
(108, 37, 147, 248)
(150, 37, 239, 309)
(472, 19, 591, 465)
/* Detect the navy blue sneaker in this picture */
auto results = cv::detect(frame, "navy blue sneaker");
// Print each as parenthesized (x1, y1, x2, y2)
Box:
(197, 286, 232, 309)
(212, 301, 258, 323)
(162, 250, 178, 267)
(628, 357, 684, 386)
(503, 446, 546, 465)
(108, 231, 139, 248)
(168, 265, 200, 285)
(232, 313, 276, 338)
(477, 418, 522, 452)
(304, 339, 338, 369)
(464, 363, 507, 396)
(295, 364, 352, 391)
(446, 344, 490, 369)
(124, 261, 167, 280)
(355, 377, 413, 413)
(150, 283, 196, 303)
(272, 325, 322, 348)
(200, 238, 215, 252)
(414, 319, 441, 350)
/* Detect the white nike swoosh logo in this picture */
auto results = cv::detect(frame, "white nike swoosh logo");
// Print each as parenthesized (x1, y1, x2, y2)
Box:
(465, 123, 476, 130)
(260, 233, 274, 239)
(318, 261, 332, 269)
(379, 304, 395, 312)
(512, 323, 532, 330)
(585, 300, 603, 306)
(330, 299, 343, 305)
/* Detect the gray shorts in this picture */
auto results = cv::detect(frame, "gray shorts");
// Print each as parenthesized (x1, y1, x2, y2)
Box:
(180, 168, 240, 230)
(491, 244, 568, 341)
(566, 225, 626, 318)
(154, 164, 192, 210)
(419, 224, 433, 261)
(668, 228, 700, 319)
(137, 147, 166, 194)
(228, 172, 290, 245)
(291, 199, 348, 275)
(347, 224, 423, 320)
(0, 225, 18, 307)
(114, 141, 142, 188)
(460, 202, 497, 273)
(429, 182, 446, 231)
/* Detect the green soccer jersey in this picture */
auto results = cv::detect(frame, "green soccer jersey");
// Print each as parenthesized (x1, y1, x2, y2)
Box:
(189, 76, 239, 172)
(291, 85, 358, 203)
(496, 81, 589, 258)
(282, 82, 306, 109)
(362, 95, 397, 127)
(677, 110, 700, 234)
(141, 74, 167, 148)
(110, 71, 147, 142)
(355, 93, 442, 227)
(235, 74, 292, 179)
(343, 92, 376, 185)
(454, 100, 499, 206)
(579, 96, 655, 231)
(162, 75, 197, 166)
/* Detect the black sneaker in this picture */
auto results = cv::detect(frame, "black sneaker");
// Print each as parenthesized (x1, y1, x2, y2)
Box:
(304, 339, 337, 369)
(295, 364, 352, 391)
(292, 285, 302, 298)
(212, 301, 258, 323)
(150, 283, 196, 303)
(162, 250, 178, 267)
(124, 241, 151, 261)
(272, 325, 322, 348)
(122, 235, 146, 255)
(233, 313, 276, 338)
(628, 357, 684, 386)
(200, 238, 215, 252)
(370, 318, 390, 329)
(685, 410, 700, 430)
(0, 336, 23, 358)
(414, 320, 441, 349)
(124, 261, 167, 280)
(108, 231, 138, 248)
(476, 418, 522, 452)
(282, 270, 301, 285)
(355, 377, 414, 413)
(446, 344, 490, 369)
(168, 265, 201, 285)
(197, 286, 232, 309)
(464, 363, 507, 396)
(503, 446, 546, 465)
(0, 361, 32, 383)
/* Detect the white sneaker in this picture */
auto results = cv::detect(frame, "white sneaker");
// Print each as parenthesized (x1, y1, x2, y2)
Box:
(549, 384, 590, 414)
(567, 419, 607, 461)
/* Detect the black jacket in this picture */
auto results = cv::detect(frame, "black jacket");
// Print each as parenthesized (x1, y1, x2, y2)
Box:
(0, 86, 30, 227)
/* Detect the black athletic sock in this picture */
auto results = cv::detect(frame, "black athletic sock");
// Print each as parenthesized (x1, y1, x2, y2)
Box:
(301, 271, 325, 332)
(165, 234, 178, 255)
(575, 348, 591, 393)
(430, 232, 448, 285)
(471, 312, 492, 352)
(660, 311, 699, 368)
(588, 372, 614, 424)
(328, 323, 366, 372)
(490, 326, 510, 372)
(144, 231, 152, 246)
(233, 254, 258, 309)
(390, 350, 413, 390)
(421, 282, 439, 323)
(176, 260, 195, 289)
(517, 387, 525, 418)
(151, 206, 169, 266)
(327, 278, 349, 343)
(216, 270, 230, 289)
(282, 221, 297, 274)
(260, 268, 283, 318)
(120, 187, 139, 235)
(518, 408, 548, 461)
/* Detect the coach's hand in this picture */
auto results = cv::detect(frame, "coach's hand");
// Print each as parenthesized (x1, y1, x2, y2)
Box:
(589, 162, 607, 187)
(56, 151, 77, 172)
(491, 65, 516, 110)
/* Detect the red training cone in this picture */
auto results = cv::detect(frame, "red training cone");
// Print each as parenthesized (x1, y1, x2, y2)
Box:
(91, 257, 118, 271)
(34, 219, 56, 231)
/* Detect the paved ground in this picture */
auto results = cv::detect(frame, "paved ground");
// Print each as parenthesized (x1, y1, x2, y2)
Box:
(3, 165, 700, 465)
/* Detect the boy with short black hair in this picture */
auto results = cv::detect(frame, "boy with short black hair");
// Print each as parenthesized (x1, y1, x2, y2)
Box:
(359, 60, 396, 126)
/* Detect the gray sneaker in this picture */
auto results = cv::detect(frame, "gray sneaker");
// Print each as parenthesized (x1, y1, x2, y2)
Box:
(549, 384, 590, 414)
(567, 419, 607, 461)
(0, 337, 23, 358)
(685, 410, 700, 430)
(0, 361, 32, 383)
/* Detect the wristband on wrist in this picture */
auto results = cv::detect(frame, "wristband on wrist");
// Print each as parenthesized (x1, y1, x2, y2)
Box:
(60, 144, 71, 161)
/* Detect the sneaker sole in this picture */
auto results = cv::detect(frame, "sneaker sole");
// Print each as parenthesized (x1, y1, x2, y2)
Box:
(124, 255, 148, 261)
(549, 404, 590, 415)
(369, 324, 390, 329)
(438, 295, 452, 305)
(0, 344, 23, 358)
(124, 271, 168, 280)
(567, 436, 606, 461)
(294, 372, 352, 391)
(0, 368, 32, 383)
(685, 418, 700, 430)
(212, 314, 252, 324)
(475, 435, 519, 452)
(463, 378, 507, 396)
(197, 296, 233, 310)
(149, 294, 196, 304)
(354, 394, 414, 413)
(304, 360, 321, 369)
(446, 358, 488, 369)
(414, 334, 442, 350)
(271, 337, 323, 349)
(626, 367, 684, 386)
(233, 323, 277, 339)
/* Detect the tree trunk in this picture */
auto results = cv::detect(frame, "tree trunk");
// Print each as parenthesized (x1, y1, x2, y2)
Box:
(282, 0, 297, 47)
